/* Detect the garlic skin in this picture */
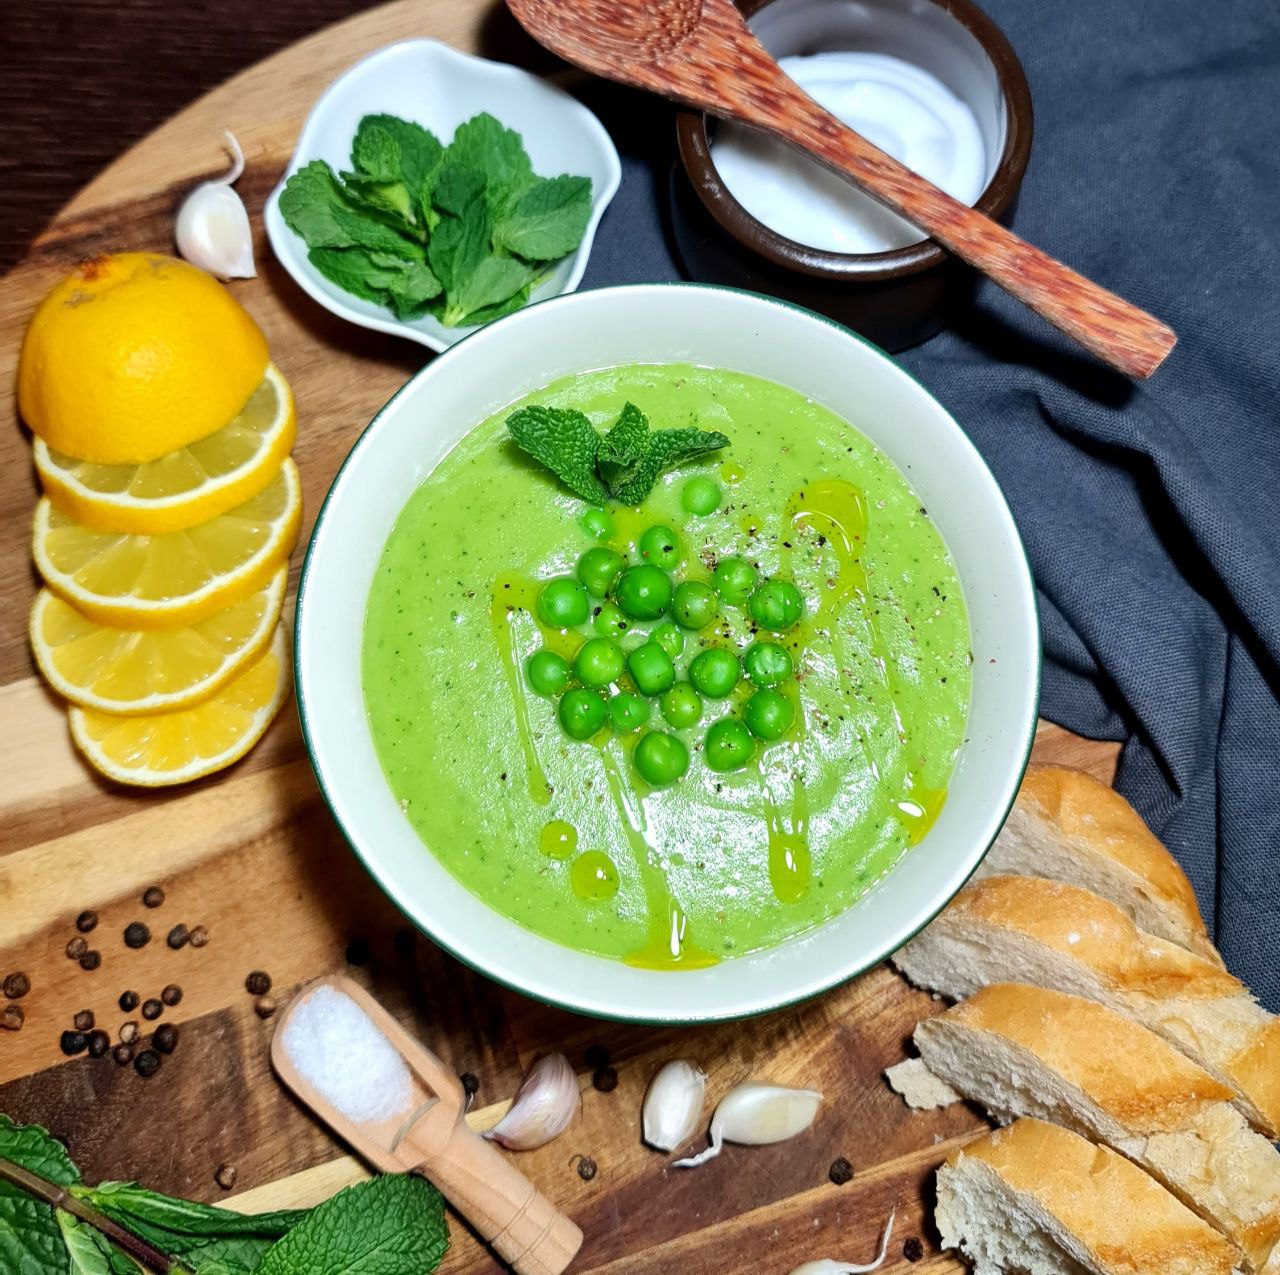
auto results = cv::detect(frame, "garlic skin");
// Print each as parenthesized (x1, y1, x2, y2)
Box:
(674, 1082, 822, 1168)
(175, 131, 256, 279)
(483, 1052, 579, 1151)
(642, 1060, 706, 1152)
(787, 1210, 896, 1274)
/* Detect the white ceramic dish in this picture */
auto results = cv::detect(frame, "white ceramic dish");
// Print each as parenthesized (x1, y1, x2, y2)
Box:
(296, 284, 1040, 1023)
(264, 39, 622, 352)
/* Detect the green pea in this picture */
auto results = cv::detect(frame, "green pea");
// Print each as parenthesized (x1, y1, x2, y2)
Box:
(743, 641, 794, 688)
(580, 508, 615, 540)
(713, 557, 758, 606)
(627, 641, 676, 696)
(748, 579, 805, 632)
(558, 688, 607, 740)
(614, 564, 673, 619)
(688, 647, 739, 699)
(660, 682, 703, 730)
(638, 524, 680, 570)
(651, 621, 685, 659)
(593, 601, 631, 640)
(704, 717, 756, 773)
(574, 638, 626, 688)
(525, 649, 572, 696)
(609, 690, 651, 734)
(576, 546, 625, 598)
(537, 577, 590, 629)
(744, 688, 795, 740)
(633, 731, 690, 786)
(681, 476, 721, 516)
(671, 580, 719, 630)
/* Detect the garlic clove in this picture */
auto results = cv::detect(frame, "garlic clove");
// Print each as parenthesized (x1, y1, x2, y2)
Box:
(642, 1059, 707, 1152)
(483, 1052, 580, 1151)
(786, 1210, 896, 1275)
(175, 131, 256, 279)
(674, 1082, 822, 1168)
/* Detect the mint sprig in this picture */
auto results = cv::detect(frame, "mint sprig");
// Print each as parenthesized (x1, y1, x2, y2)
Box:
(506, 401, 729, 505)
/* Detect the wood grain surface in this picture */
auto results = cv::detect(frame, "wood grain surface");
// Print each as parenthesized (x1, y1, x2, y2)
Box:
(0, 2, 1118, 1271)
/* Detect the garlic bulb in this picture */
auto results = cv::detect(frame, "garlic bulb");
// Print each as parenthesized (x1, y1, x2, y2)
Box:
(175, 131, 256, 279)
(483, 1052, 579, 1151)
(674, 1082, 822, 1168)
(642, 1060, 706, 1152)
(787, 1210, 896, 1274)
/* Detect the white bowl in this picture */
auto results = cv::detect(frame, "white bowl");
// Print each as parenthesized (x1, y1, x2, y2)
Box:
(296, 284, 1040, 1022)
(264, 40, 621, 352)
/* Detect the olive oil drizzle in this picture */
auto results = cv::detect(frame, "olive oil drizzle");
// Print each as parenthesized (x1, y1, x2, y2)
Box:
(763, 752, 812, 904)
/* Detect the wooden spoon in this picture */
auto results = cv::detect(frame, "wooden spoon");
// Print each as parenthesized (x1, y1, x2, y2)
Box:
(272, 976, 583, 1275)
(506, 0, 1176, 379)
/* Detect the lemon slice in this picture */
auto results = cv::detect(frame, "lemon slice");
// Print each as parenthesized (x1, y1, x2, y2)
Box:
(33, 459, 302, 630)
(31, 567, 286, 715)
(34, 364, 296, 534)
(69, 624, 291, 787)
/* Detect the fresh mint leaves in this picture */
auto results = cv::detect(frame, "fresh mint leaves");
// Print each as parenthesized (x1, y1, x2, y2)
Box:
(507, 401, 729, 505)
(280, 111, 593, 328)
(0, 1117, 449, 1275)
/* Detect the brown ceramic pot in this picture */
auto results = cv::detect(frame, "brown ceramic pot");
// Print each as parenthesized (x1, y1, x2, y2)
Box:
(671, 0, 1034, 352)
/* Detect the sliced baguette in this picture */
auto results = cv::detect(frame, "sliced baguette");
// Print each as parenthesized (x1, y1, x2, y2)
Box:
(896, 983, 1280, 1271)
(936, 1117, 1243, 1275)
(980, 764, 1220, 963)
(891, 875, 1280, 1138)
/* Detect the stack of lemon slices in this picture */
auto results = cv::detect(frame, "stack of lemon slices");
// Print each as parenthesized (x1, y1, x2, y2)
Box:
(19, 253, 301, 787)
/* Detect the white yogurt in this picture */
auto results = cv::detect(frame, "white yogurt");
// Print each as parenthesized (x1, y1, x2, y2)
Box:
(711, 51, 988, 255)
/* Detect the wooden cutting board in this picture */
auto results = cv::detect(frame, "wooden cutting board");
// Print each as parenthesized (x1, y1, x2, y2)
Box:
(0, 0, 1118, 1269)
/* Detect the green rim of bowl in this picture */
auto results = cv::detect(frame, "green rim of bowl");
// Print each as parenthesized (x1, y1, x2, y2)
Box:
(293, 281, 1043, 1025)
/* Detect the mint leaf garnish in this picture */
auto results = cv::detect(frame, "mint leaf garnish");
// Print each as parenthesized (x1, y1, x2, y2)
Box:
(596, 401, 652, 492)
(507, 405, 608, 502)
(609, 425, 730, 506)
(256, 1174, 449, 1275)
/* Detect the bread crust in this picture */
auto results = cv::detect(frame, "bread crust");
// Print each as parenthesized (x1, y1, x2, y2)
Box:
(944, 1118, 1241, 1275)
(987, 765, 1218, 962)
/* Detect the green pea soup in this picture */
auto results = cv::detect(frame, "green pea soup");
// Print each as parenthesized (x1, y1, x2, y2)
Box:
(362, 363, 972, 967)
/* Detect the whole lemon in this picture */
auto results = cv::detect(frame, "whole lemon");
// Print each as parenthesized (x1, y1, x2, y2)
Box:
(18, 253, 269, 464)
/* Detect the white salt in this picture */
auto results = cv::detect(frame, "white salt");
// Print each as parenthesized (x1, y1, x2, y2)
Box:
(282, 985, 414, 1123)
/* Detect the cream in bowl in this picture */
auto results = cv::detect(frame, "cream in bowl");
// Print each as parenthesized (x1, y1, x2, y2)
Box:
(296, 284, 1040, 1022)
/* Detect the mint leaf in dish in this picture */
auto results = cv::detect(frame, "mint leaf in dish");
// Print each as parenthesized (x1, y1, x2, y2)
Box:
(281, 112, 593, 331)
(507, 405, 608, 503)
(494, 175, 593, 262)
(256, 1174, 448, 1275)
(596, 401, 652, 492)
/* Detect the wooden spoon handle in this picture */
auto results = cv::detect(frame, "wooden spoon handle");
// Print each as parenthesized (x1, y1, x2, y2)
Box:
(416, 1126, 583, 1275)
(737, 81, 1176, 379)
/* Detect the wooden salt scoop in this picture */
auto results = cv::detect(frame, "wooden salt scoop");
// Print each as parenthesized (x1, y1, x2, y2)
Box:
(505, 0, 1176, 380)
(271, 976, 583, 1275)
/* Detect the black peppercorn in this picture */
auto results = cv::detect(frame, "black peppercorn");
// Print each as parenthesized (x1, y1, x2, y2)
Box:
(576, 1156, 598, 1181)
(66, 937, 88, 960)
(215, 1163, 238, 1190)
(903, 1237, 924, 1262)
(254, 995, 277, 1020)
(583, 1044, 610, 1070)
(2, 1006, 23, 1032)
(119, 1021, 139, 1044)
(245, 971, 271, 996)
(74, 1010, 94, 1032)
(153, 1023, 179, 1054)
(134, 1049, 161, 1078)
(166, 924, 190, 950)
(119, 990, 140, 1012)
(142, 999, 163, 1021)
(189, 925, 209, 947)
(345, 938, 371, 966)
(142, 887, 165, 909)
(76, 910, 98, 933)
(79, 951, 101, 971)
(460, 1072, 480, 1097)
(592, 1066, 618, 1093)
(88, 1030, 110, 1058)
(828, 1157, 854, 1186)
(161, 984, 183, 1006)
(3, 972, 30, 1000)
(123, 922, 150, 949)
(60, 1030, 88, 1056)
(113, 1043, 135, 1066)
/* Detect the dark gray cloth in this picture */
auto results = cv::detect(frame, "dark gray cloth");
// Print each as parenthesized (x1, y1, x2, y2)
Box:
(575, 0, 1280, 1006)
